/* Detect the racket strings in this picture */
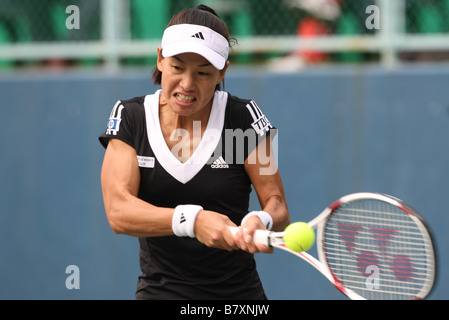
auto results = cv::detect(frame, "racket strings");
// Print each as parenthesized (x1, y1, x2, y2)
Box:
(323, 199, 434, 300)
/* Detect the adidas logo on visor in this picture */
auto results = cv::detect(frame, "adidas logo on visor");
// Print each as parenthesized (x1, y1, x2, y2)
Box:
(191, 32, 205, 40)
(161, 24, 229, 70)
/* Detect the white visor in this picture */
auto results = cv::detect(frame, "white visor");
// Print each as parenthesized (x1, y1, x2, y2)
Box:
(161, 24, 229, 70)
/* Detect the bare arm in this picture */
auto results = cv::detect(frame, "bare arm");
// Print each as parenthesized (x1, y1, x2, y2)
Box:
(235, 135, 290, 253)
(100, 138, 237, 250)
(101, 138, 173, 237)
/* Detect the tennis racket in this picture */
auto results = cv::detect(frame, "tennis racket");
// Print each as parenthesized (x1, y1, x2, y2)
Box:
(232, 192, 436, 300)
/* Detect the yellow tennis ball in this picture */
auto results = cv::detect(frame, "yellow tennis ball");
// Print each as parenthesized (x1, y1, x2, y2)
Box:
(283, 222, 315, 252)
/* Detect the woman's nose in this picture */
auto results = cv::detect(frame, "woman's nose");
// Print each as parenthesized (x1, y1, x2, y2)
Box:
(180, 72, 195, 91)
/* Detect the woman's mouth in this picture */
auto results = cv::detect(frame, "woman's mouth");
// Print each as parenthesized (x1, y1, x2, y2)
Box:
(175, 93, 196, 103)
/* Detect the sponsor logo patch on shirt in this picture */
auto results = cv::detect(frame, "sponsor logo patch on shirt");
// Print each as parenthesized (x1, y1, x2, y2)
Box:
(137, 156, 155, 168)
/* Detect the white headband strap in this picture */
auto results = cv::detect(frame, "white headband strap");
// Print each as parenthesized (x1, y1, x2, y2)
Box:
(161, 24, 229, 70)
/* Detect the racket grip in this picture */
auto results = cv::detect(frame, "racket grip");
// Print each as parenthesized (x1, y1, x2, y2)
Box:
(228, 227, 273, 247)
(253, 229, 272, 246)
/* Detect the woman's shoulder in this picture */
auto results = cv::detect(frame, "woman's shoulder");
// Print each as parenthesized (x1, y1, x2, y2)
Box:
(223, 91, 273, 135)
(119, 95, 146, 109)
(117, 92, 158, 116)
(225, 92, 265, 121)
(225, 92, 252, 108)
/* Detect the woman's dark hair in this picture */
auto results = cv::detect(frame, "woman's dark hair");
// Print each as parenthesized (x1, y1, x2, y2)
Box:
(152, 5, 236, 90)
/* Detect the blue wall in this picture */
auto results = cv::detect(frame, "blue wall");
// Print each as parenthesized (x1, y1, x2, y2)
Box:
(0, 65, 448, 299)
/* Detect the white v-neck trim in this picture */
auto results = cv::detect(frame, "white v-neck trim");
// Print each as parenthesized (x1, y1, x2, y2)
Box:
(144, 90, 228, 184)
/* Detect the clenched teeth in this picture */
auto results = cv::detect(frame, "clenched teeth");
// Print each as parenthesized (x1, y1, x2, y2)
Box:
(176, 93, 195, 103)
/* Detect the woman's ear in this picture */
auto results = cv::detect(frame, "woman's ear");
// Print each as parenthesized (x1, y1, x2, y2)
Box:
(218, 61, 230, 84)
(157, 47, 164, 72)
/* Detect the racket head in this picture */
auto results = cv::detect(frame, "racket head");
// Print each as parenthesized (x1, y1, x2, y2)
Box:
(315, 192, 436, 300)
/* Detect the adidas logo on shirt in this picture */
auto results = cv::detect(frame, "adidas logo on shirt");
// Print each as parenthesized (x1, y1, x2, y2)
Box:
(191, 32, 205, 40)
(211, 156, 229, 169)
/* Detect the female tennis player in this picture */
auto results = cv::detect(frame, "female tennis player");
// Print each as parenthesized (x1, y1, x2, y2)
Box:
(99, 5, 290, 299)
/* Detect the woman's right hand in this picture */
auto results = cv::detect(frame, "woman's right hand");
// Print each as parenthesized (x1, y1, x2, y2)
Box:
(194, 210, 238, 251)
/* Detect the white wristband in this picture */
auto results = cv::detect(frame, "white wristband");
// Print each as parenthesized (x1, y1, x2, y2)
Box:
(172, 205, 203, 238)
(241, 211, 273, 230)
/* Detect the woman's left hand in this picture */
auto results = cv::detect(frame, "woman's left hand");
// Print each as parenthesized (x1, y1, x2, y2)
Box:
(233, 215, 274, 254)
